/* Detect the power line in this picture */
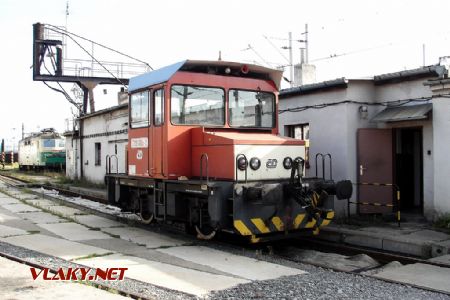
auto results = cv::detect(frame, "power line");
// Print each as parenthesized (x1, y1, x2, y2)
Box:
(243, 44, 273, 68)
(263, 35, 290, 64)
(310, 43, 394, 63)
(279, 96, 434, 114)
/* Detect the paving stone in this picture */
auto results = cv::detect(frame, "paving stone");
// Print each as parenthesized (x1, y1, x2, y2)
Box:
(24, 198, 58, 208)
(382, 238, 430, 258)
(403, 230, 450, 242)
(158, 246, 305, 280)
(101, 227, 185, 248)
(0, 256, 127, 299)
(83, 238, 230, 276)
(46, 205, 87, 217)
(72, 214, 123, 228)
(0, 234, 112, 260)
(431, 239, 450, 257)
(374, 263, 450, 294)
(0, 224, 28, 237)
(2, 203, 41, 213)
(0, 197, 23, 205)
(39, 222, 112, 241)
(76, 253, 249, 296)
(17, 211, 65, 224)
(428, 254, 450, 266)
(0, 212, 20, 223)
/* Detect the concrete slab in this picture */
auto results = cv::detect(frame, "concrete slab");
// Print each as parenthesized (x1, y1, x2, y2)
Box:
(24, 198, 58, 208)
(278, 248, 379, 273)
(158, 246, 305, 280)
(0, 196, 23, 205)
(382, 238, 430, 258)
(344, 233, 384, 249)
(431, 239, 450, 257)
(428, 254, 450, 266)
(0, 234, 112, 260)
(0, 224, 28, 237)
(358, 226, 418, 235)
(2, 203, 41, 213)
(83, 238, 231, 276)
(0, 256, 127, 300)
(17, 211, 65, 224)
(0, 212, 20, 223)
(404, 229, 450, 242)
(39, 223, 112, 241)
(374, 263, 450, 294)
(76, 253, 249, 296)
(46, 205, 87, 217)
(102, 227, 185, 248)
(73, 214, 123, 228)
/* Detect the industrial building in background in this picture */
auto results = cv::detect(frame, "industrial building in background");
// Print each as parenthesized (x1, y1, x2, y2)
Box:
(279, 61, 450, 221)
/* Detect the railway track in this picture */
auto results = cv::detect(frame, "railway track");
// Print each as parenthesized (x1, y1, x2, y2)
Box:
(1, 173, 450, 297)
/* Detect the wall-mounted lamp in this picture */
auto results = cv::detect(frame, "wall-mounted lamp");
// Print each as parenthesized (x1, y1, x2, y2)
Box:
(359, 105, 368, 119)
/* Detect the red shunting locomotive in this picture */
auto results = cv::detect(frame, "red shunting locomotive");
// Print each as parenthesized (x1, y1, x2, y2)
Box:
(106, 60, 352, 243)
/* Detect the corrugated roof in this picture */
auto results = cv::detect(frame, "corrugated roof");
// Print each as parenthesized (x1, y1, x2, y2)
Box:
(279, 78, 348, 98)
(374, 65, 446, 85)
(371, 103, 432, 122)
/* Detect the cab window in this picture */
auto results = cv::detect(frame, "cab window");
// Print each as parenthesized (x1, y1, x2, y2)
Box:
(130, 91, 149, 128)
(154, 89, 164, 126)
(228, 89, 275, 128)
(171, 85, 225, 125)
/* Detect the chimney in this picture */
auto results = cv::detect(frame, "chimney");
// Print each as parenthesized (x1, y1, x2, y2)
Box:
(294, 61, 316, 86)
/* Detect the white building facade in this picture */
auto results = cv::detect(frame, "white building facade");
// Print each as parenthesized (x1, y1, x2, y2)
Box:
(279, 65, 449, 220)
(65, 103, 128, 184)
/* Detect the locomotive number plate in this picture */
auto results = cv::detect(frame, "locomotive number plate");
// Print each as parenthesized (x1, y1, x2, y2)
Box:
(131, 137, 148, 148)
(266, 159, 277, 168)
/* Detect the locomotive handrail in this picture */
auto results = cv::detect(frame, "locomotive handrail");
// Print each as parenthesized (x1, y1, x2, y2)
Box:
(110, 154, 118, 174)
(235, 154, 248, 183)
(105, 155, 110, 174)
(106, 154, 119, 174)
(315, 153, 332, 180)
(200, 153, 209, 184)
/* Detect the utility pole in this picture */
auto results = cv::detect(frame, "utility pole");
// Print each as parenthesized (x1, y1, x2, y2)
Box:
(304, 24, 309, 64)
(288, 32, 294, 87)
(423, 44, 426, 66)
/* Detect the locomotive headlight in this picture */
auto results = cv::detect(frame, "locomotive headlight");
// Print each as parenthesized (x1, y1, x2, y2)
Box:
(283, 157, 293, 169)
(237, 157, 248, 170)
(249, 157, 261, 170)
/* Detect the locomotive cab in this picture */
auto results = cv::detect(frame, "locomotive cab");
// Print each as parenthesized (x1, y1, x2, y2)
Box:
(106, 60, 352, 242)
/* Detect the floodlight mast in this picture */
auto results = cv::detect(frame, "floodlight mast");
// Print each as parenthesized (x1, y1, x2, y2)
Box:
(32, 23, 149, 114)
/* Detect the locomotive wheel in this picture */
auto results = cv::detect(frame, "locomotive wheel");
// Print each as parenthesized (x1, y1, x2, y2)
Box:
(195, 225, 216, 240)
(139, 212, 154, 224)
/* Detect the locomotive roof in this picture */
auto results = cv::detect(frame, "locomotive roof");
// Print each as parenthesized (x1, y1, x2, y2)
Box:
(20, 130, 62, 142)
(128, 60, 283, 92)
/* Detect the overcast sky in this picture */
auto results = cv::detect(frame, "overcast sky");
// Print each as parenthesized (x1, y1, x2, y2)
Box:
(1, 0, 450, 149)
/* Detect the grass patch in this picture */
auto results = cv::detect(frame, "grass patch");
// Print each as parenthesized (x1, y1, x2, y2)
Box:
(434, 213, 450, 231)
(71, 252, 114, 261)
(27, 230, 40, 234)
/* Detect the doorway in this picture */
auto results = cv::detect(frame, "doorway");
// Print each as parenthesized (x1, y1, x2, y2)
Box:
(394, 128, 423, 213)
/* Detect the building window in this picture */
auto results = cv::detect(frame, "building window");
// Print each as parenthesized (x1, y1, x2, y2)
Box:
(154, 89, 164, 126)
(95, 143, 101, 166)
(286, 123, 309, 140)
(286, 123, 310, 169)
